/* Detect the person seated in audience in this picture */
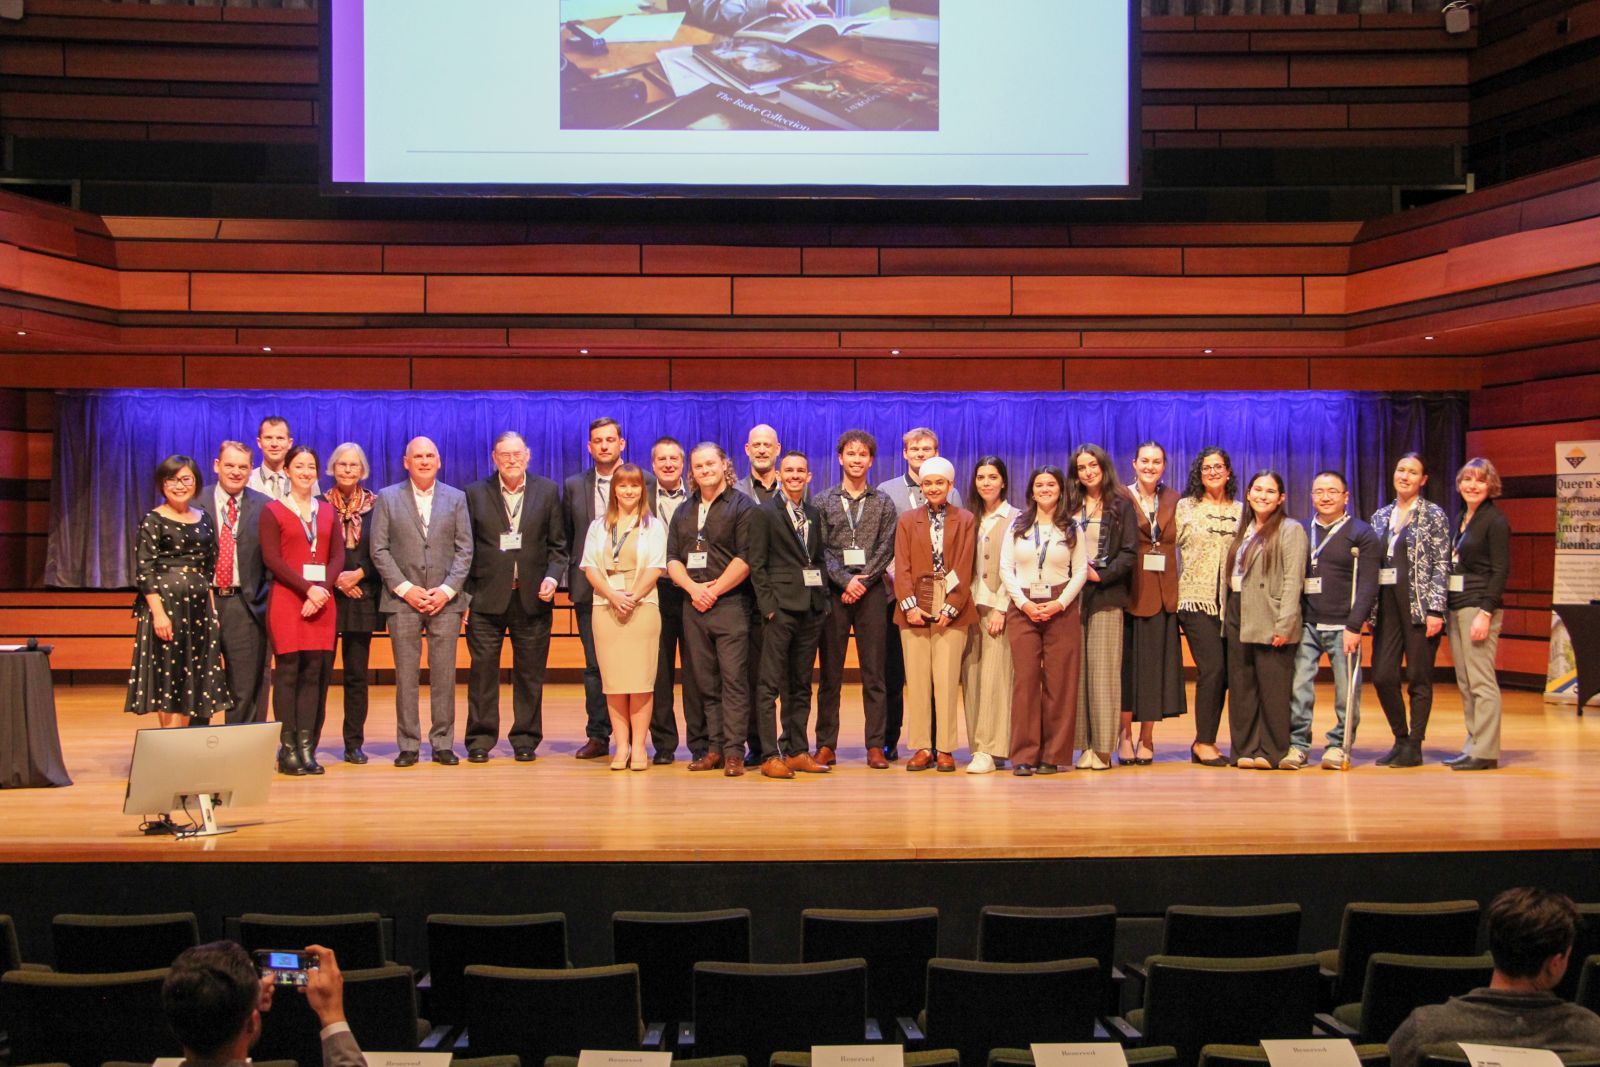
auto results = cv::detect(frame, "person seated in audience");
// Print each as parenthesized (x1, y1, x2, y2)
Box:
(687, 0, 833, 33)
(162, 941, 363, 1067)
(1387, 888, 1600, 1067)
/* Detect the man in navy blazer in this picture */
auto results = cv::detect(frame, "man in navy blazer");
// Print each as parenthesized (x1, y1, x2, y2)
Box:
(199, 441, 273, 725)
(463, 431, 568, 762)
(371, 436, 474, 766)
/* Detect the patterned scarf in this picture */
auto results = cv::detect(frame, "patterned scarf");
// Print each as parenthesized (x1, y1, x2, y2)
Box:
(324, 486, 375, 549)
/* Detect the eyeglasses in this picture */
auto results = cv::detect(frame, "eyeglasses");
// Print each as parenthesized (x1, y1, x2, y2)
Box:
(164, 475, 196, 487)
(1311, 489, 1346, 497)
(1200, 464, 1228, 474)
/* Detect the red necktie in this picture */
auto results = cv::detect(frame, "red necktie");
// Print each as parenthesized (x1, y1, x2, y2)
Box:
(215, 495, 237, 588)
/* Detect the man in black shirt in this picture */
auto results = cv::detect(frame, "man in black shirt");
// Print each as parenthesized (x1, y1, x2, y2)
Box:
(667, 442, 758, 776)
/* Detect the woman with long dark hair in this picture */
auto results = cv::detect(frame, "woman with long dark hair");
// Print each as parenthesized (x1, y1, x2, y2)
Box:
(1068, 444, 1138, 770)
(1175, 447, 1243, 766)
(1001, 465, 1088, 776)
(1225, 470, 1308, 769)
(1119, 440, 1185, 763)
(961, 456, 1017, 774)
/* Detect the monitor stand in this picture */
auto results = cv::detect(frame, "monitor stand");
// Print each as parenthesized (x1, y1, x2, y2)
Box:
(174, 793, 236, 838)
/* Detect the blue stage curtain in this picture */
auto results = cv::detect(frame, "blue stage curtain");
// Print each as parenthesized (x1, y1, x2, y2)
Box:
(45, 389, 1464, 589)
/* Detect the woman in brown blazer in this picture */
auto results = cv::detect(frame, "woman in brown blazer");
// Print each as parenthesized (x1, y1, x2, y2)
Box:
(893, 456, 977, 772)
(1119, 441, 1186, 764)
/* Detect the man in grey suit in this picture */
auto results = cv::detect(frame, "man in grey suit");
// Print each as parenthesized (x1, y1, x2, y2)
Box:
(163, 941, 364, 1067)
(371, 436, 474, 766)
(200, 440, 273, 725)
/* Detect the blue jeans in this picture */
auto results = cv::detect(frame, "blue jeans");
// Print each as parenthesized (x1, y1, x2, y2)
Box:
(1289, 622, 1361, 751)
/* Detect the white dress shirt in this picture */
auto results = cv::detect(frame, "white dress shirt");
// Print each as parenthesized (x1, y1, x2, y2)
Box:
(1000, 517, 1089, 610)
(212, 484, 244, 588)
(392, 480, 454, 601)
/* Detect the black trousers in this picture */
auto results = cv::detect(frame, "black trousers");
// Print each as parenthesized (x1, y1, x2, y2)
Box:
(816, 581, 889, 750)
(754, 606, 825, 760)
(573, 601, 609, 742)
(1371, 585, 1440, 742)
(650, 581, 705, 758)
(1223, 595, 1295, 764)
(272, 650, 333, 737)
(682, 597, 751, 758)
(746, 608, 767, 756)
(465, 595, 553, 753)
(333, 630, 373, 748)
(1179, 608, 1228, 745)
(217, 593, 270, 725)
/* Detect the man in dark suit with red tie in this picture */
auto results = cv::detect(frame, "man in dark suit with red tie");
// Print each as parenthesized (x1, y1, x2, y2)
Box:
(200, 440, 273, 725)
(463, 431, 568, 763)
(746, 450, 832, 780)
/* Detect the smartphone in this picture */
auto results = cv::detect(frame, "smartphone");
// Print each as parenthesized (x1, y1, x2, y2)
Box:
(253, 949, 318, 987)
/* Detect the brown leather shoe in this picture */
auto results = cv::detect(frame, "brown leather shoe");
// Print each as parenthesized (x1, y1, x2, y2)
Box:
(761, 756, 795, 779)
(867, 747, 890, 769)
(906, 748, 935, 771)
(724, 753, 746, 777)
(688, 751, 724, 772)
(786, 752, 830, 774)
(575, 738, 609, 760)
(935, 751, 956, 772)
(816, 745, 837, 766)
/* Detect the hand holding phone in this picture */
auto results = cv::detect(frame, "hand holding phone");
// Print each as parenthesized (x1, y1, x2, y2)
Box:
(253, 949, 318, 987)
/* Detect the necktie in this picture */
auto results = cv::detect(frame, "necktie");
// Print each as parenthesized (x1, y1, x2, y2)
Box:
(215, 495, 237, 588)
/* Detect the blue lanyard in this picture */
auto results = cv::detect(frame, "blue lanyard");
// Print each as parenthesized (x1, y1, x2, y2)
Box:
(609, 522, 635, 566)
(840, 491, 867, 546)
(1309, 515, 1348, 570)
(1031, 522, 1054, 572)
(297, 502, 318, 559)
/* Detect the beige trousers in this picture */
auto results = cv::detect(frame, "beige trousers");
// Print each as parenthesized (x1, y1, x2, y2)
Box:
(901, 625, 966, 753)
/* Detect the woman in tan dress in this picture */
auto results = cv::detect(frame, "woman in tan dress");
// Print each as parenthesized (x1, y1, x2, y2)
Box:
(580, 463, 667, 770)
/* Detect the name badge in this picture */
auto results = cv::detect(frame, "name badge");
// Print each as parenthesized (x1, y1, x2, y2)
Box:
(500, 531, 522, 551)
(802, 568, 824, 588)
(1230, 574, 1242, 593)
(1379, 567, 1398, 585)
(944, 570, 960, 593)
(843, 548, 867, 567)
(687, 551, 709, 570)
(1304, 577, 1323, 595)
(1029, 582, 1053, 600)
(1448, 574, 1465, 592)
(1142, 554, 1167, 572)
(302, 564, 327, 582)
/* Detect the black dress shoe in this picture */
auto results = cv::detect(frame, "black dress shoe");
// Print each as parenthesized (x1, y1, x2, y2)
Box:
(1444, 752, 1472, 767)
(344, 746, 368, 765)
(394, 751, 419, 767)
(1012, 763, 1035, 777)
(1389, 739, 1423, 768)
(884, 747, 900, 762)
(1375, 739, 1408, 766)
(514, 747, 537, 763)
(1448, 756, 1498, 771)
(1036, 763, 1059, 775)
(651, 751, 675, 765)
(432, 749, 460, 766)
(467, 749, 490, 764)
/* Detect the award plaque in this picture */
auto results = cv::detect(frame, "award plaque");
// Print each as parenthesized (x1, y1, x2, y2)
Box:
(916, 570, 947, 619)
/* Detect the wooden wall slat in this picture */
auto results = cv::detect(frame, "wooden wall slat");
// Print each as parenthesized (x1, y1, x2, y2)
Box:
(669, 357, 856, 392)
(118, 241, 385, 273)
(190, 272, 425, 314)
(1307, 357, 1482, 390)
(803, 248, 878, 276)
(880, 248, 1184, 277)
(428, 276, 731, 316)
(383, 245, 639, 276)
(642, 246, 801, 276)
(853, 358, 1062, 392)
(1465, 418, 1600, 478)
(410, 357, 671, 391)
(1013, 275, 1303, 316)
(62, 43, 316, 83)
(0, 355, 183, 388)
(1061, 357, 1308, 390)
(183, 356, 412, 390)
(733, 277, 1011, 317)
(0, 91, 313, 127)
(1289, 52, 1467, 86)
(1183, 246, 1349, 276)
(1144, 54, 1288, 88)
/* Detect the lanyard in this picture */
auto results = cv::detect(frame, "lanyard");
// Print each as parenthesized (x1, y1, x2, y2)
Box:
(1453, 514, 1473, 565)
(609, 521, 635, 567)
(696, 498, 712, 548)
(1386, 501, 1414, 559)
(656, 487, 684, 522)
(1309, 515, 1349, 569)
(1077, 499, 1102, 533)
(840, 490, 867, 547)
(1031, 522, 1055, 573)
(502, 483, 524, 530)
(1137, 489, 1161, 543)
(296, 501, 318, 559)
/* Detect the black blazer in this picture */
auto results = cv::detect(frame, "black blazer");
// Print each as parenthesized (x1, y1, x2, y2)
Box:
(332, 507, 382, 634)
(1449, 500, 1511, 614)
(1080, 492, 1138, 618)
(563, 467, 655, 603)
(466, 473, 568, 616)
(747, 494, 830, 618)
(197, 482, 272, 620)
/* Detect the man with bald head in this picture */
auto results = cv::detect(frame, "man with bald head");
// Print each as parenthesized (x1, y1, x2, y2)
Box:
(371, 436, 474, 766)
(735, 424, 784, 505)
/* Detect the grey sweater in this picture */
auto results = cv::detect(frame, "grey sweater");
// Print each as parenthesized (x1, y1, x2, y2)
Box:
(1388, 988, 1600, 1067)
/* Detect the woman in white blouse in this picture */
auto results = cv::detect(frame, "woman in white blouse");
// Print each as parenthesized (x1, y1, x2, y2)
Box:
(1001, 465, 1090, 776)
(579, 463, 667, 770)
(961, 456, 1018, 774)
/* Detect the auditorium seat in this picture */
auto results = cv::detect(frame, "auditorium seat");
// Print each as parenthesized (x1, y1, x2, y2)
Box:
(1575, 953, 1600, 1014)
(989, 1047, 1180, 1067)
(238, 913, 391, 970)
(1555, 905, 1600, 1001)
(691, 959, 867, 1065)
(465, 963, 647, 1064)
(257, 964, 432, 1065)
(1314, 900, 1480, 1009)
(1197, 1045, 1389, 1067)
(1419, 1044, 1600, 1067)
(2, 915, 48, 975)
(0, 967, 177, 1067)
(1160, 904, 1302, 958)
(1316, 951, 1492, 1043)
(613, 908, 752, 1046)
(50, 912, 199, 974)
(801, 907, 938, 1033)
(425, 913, 570, 1025)
(549, 1059, 741, 1067)
(978, 905, 1121, 1012)
(1107, 954, 1321, 1067)
(917, 957, 1103, 1065)
(776, 1052, 956, 1067)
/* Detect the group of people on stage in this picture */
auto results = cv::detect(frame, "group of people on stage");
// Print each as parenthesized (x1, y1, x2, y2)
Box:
(124, 415, 1513, 777)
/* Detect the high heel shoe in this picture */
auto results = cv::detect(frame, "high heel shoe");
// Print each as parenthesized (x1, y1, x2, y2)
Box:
(1136, 744, 1154, 765)
(631, 747, 648, 771)
(1117, 738, 1137, 765)
(610, 750, 629, 771)
(1190, 745, 1228, 767)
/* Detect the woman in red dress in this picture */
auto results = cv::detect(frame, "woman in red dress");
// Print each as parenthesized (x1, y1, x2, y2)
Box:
(260, 445, 344, 776)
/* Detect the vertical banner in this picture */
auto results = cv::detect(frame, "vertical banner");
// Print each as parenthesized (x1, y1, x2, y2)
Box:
(1546, 440, 1600, 703)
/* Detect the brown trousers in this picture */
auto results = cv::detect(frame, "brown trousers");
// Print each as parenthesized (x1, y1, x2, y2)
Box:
(1006, 600, 1082, 767)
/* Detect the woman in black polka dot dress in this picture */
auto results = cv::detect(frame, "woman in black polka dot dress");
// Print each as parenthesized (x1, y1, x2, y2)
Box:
(124, 454, 234, 726)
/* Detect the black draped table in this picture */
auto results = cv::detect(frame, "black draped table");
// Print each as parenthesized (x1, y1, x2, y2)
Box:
(0, 650, 72, 787)
(1555, 605, 1600, 716)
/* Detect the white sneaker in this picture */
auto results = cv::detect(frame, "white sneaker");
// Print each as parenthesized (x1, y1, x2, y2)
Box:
(966, 752, 996, 774)
(1321, 746, 1348, 770)
(1279, 746, 1307, 770)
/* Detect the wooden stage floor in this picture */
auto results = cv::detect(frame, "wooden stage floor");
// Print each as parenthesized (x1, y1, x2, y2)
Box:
(5, 684, 1597, 864)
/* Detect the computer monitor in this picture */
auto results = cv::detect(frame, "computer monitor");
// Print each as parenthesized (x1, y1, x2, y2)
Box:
(123, 722, 279, 838)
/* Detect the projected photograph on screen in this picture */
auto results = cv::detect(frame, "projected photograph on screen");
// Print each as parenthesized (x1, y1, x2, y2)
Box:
(559, 4, 940, 133)
(325, 0, 1135, 198)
